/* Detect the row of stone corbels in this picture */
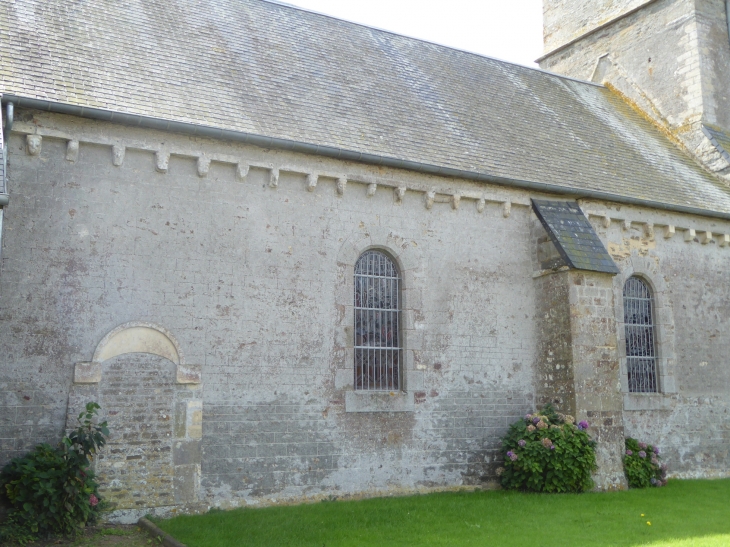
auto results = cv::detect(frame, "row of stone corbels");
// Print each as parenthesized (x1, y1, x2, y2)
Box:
(21, 132, 730, 241)
(21, 132, 517, 217)
(586, 210, 730, 247)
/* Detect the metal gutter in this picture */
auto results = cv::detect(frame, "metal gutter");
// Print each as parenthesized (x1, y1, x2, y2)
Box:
(3, 94, 730, 221)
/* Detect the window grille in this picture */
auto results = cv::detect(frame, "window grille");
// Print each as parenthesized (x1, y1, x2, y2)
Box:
(354, 250, 401, 391)
(623, 277, 657, 393)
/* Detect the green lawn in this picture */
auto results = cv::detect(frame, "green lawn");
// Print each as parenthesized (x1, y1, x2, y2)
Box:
(156, 479, 730, 547)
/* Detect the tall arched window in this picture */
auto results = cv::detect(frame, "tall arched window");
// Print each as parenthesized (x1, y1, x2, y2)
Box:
(623, 277, 657, 393)
(354, 250, 401, 391)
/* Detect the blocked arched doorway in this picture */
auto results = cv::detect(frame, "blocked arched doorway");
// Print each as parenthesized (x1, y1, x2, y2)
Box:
(67, 322, 202, 519)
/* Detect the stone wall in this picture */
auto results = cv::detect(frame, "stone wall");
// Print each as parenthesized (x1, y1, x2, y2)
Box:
(541, 0, 700, 128)
(532, 222, 626, 489)
(582, 199, 730, 478)
(540, 0, 730, 178)
(0, 110, 728, 515)
(0, 110, 536, 511)
(543, 0, 652, 53)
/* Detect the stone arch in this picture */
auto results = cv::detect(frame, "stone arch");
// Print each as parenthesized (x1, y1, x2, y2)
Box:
(613, 253, 677, 401)
(93, 321, 182, 365)
(74, 322, 200, 385)
(335, 228, 425, 412)
(68, 322, 203, 520)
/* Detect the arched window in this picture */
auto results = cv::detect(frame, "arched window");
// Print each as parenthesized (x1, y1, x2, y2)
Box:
(354, 250, 401, 391)
(623, 277, 657, 393)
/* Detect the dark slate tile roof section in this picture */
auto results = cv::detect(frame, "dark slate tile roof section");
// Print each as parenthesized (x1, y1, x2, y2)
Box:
(702, 125, 730, 165)
(2, 0, 730, 214)
(532, 199, 620, 274)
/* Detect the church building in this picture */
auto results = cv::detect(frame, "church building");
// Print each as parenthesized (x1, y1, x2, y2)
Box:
(0, 0, 729, 521)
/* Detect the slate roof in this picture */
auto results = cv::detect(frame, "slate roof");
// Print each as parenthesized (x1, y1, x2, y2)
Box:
(532, 200, 620, 274)
(2, 0, 730, 215)
(703, 125, 730, 166)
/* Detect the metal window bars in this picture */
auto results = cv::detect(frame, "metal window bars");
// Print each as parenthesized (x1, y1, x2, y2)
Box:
(354, 250, 401, 391)
(623, 277, 658, 393)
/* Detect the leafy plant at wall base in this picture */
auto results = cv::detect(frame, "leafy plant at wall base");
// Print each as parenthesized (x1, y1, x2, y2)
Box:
(498, 404, 597, 493)
(624, 437, 667, 488)
(0, 402, 109, 543)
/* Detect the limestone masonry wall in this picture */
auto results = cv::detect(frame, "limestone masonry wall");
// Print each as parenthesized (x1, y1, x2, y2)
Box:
(543, 0, 651, 53)
(541, 0, 730, 178)
(0, 110, 728, 515)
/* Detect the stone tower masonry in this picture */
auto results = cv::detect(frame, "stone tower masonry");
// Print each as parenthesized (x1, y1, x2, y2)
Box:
(539, 0, 730, 182)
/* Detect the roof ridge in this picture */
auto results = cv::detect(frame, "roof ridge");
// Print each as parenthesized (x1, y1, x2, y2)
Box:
(259, 0, 604, 88)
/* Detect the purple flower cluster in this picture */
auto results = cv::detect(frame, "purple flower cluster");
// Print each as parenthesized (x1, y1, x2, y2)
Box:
(638, 450, 647, 459)
(533, 417, 541, 424)
(654, 446, 660, 455)
(518, 439, 526, 447)
(639, 442, 647, 450)
(507, 450, 518, 462)
(577, 420, 589, 430)
(626, 449, 633, 456)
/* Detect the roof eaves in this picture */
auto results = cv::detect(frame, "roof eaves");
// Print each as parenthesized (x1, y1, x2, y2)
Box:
(4, 93, 730, 221)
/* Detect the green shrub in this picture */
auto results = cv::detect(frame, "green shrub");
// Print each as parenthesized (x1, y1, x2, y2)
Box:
(623, 437, 667, 488)
(498, 404, 597, 493)
(0, 402, 109, 543)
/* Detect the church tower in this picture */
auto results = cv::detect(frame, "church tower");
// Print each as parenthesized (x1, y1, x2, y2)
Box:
(539, 0, 730, 181)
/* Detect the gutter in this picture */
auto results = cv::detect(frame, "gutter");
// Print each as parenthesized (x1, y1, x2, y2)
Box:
(3, 94, 730, 222)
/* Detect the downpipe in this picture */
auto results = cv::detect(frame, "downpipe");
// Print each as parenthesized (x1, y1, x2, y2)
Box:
(0, 100, 12, 206)
(0, 101, 13, 267)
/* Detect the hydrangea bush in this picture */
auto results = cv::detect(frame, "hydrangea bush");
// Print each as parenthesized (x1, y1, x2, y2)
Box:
(623, 437, 667, 488)
(498, 404, 597, 493)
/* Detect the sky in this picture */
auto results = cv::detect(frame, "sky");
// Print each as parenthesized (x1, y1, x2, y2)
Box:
(278, 0, 544, 68)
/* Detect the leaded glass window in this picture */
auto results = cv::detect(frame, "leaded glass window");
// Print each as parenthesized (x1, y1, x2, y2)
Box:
(354, 250, 401, 391)
(624, 277, 657, 393)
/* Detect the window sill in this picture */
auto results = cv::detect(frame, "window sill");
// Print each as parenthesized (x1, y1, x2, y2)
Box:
(623, 393, 674, 411)
(345, 391, 414, 413)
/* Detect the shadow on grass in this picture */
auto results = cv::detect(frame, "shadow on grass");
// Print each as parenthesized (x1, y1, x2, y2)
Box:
(157, 479, 730, 547)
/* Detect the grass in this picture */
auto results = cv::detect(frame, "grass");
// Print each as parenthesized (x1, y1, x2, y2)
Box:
(156, 479, 730, 547)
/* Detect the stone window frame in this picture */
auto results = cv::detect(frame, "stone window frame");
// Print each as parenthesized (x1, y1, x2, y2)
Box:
(335, 228, 424, 412)
(622, 276, 659, 393)
(613, 256, 677, 411)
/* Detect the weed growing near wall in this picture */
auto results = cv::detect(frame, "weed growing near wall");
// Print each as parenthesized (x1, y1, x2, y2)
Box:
(498, 404, 597, 493)
(0, 402, 109, 543)
(624, 438, 667, 488)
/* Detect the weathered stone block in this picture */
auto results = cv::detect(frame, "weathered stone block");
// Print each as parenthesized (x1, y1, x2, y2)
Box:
(173, 440, 201, 465)
(74, 362, 101, 384)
